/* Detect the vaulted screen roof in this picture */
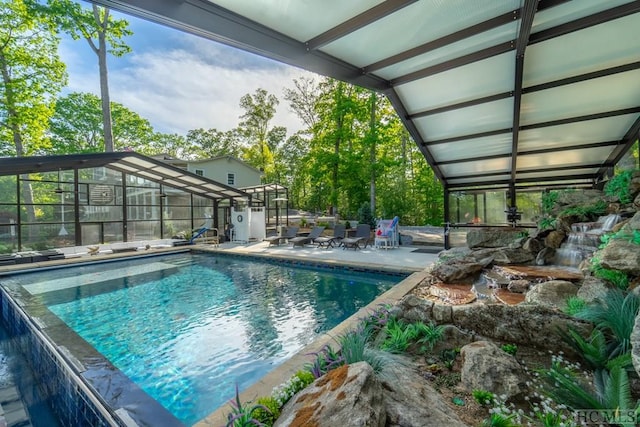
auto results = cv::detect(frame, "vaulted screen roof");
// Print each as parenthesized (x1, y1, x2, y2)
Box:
(91, 0, 640, 191)
(0, 152, 252, 200)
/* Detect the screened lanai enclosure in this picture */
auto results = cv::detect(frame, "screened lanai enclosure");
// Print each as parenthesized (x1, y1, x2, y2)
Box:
(90, 0, 640, 246)
(0, 152, 268, 253)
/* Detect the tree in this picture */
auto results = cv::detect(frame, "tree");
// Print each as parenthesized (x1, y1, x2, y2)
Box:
(0, 0, 67, 226)
(34, 0, 132, 152)
(186, 128, 243, 159)
(238, 88, 284, 181)
(48, 92, 154, 153)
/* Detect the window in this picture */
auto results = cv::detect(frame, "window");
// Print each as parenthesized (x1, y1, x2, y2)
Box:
(227, 173, 235, 186)
(195, 169, 204, 177)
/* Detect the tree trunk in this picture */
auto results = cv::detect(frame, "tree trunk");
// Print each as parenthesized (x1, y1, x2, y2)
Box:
(95, 5, 114, 152)
(369, 91, 377, 216)
(331, 82, 344, 214)
(0, 52, 37, 227)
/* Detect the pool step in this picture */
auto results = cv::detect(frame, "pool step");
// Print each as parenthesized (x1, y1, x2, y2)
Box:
(0, 384, 32, 427)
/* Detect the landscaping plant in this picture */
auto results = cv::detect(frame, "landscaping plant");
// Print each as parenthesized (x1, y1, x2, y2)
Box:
(500, 343, 517, 356)
(225, 384, 269, 427)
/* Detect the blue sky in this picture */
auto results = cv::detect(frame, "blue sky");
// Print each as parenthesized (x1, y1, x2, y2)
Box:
(58, 6, 313, 136)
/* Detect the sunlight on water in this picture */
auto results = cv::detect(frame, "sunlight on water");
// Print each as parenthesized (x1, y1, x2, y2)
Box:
(40, 253, 400, 426)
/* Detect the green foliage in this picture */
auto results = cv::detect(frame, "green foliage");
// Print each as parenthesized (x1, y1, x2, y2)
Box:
(605, 169, 636, 204)
(293, 370, 315, 388)
(414, 321, 444, 353)
(472, 389, 495, 407)
(575, 289, 640, 357)
(541, 191, 559, 214)
(48, 92, 155, 153)
(357, 201, 375, 228)
(336, 329, 369, 366)
(592, 265, 629, 290)
(377, 317, 445, 355)
(538, 216, 557, 230)
(304, 344, 343, 379)
(500, 344, 517, 356)
(380, 318, 414, 353)
(558, 200, 607, 221)
(480, 413, 519, 427)
(0, 0, 67, 157)
(440, 347, 460, 371)
(252, 396, 280, 427)
(559, 328, 610, 371)
(225, 384, 268, 427)
(602, 228, 640, 247)
(563, 296, 587, 316)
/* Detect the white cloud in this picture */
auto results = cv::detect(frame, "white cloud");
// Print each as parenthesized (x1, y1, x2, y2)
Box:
(61, 32, 315, 137)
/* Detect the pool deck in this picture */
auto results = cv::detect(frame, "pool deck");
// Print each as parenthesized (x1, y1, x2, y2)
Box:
(201, 239, 440, 273)
(0, 241, 441, 427)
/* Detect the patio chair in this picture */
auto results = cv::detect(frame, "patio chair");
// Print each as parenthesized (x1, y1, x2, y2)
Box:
(374, 216, 399, 249)
(314, 224, 346, 249)
(264, 226, 299, 246)
(289, 226, 325, 247)
(341, 224, 371, 250)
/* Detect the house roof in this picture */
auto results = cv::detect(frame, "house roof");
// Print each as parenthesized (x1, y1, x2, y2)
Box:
(90, 0, 640, 192)
(188, 155, 264, 175)
(0, 152, 252, 200)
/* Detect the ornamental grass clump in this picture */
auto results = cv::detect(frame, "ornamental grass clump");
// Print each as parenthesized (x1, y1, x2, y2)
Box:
(225, 384, 270, 427)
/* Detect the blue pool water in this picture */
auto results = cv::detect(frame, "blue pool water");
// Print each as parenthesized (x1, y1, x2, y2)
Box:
(27, 253, 402, 426)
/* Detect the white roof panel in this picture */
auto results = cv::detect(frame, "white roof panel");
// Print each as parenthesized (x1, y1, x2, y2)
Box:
(91, 0, 640, 193)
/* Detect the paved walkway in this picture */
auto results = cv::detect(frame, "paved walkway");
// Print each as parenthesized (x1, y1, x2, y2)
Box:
(200, 240, 441, 273)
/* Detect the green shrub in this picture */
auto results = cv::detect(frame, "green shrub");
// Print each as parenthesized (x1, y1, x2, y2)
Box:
(500, 343, 517, 356)
(225, 384, 267, 427)
(481, 413, 519, 427)
(592, 265, 629, 290)
(563, 296, 587, 316)
(538, 216, 556, 230)
(414, 321, 444, 353)
(559, 200, 607, 221)
(472, 389, 495, 407)
(576, 289, 640, 357)
(604, 169, 636, 204)
(252, 396, 280, 426)
(541, 191, 559, 214)
(380, 318, 414, 353)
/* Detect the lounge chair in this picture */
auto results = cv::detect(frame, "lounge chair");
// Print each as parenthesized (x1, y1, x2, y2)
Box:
(314, 224, 346, 249)
(289, 226, 325, 247)
(341, 224, 371, 250)
(264, 226, 299, 246)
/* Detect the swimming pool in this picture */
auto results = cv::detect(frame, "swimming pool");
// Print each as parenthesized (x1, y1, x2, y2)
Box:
(4, 252, 404, 426)
(0, 324, 62, 427)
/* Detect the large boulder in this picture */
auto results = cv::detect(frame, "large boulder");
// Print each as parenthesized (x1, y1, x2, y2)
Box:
(466, 228, 526, 249)
(382, 358, 469, 427)
(599, 239, 640, 275)
(460, 341, 528, 400)
(554, 189, 605, 213)
(524, 280, 579, 309)
(544, 230, 566, 249)
(487, 247, 535, 265)
(449, 304, 593, 355)
(274, 362, 384, 427)
(633, 313, 640, 378)
(576, 276, 609, 304)
(431, 260, 484, 283)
